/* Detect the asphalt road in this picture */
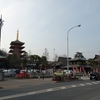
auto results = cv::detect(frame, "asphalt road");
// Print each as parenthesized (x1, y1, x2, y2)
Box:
(5, 83, 100, 100)
(0, 77, 100, 100)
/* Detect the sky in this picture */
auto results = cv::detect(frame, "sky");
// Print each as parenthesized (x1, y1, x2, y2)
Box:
(0, 0, 100, 61)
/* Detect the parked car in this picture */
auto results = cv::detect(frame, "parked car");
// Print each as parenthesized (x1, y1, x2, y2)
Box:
(3, 69, 16, 77)
(14, 69, 21, 74)
(16, 70, 30, 78)
(63, 70, 73, 75)
(90, 72, 100, 80)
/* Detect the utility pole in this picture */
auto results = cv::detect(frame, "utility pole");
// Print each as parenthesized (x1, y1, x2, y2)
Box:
(0, 15, 4, 47)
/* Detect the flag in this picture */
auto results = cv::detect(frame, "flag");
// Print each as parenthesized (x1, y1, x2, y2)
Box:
(80, 67, 82, 72)
(75, 67, 79, 73)
(93, 68, 95, 72)
(82, 67, 84, 72)
(72, 67, 74, 71)
(96, 68, 98, 72)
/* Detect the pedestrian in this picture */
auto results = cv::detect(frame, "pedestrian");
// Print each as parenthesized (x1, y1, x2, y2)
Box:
(42, 73, 44, 80)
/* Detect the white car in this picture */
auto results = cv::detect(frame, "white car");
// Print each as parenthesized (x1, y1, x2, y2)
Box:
(3, 69, 16, 77)
(63, 70, 73, 75)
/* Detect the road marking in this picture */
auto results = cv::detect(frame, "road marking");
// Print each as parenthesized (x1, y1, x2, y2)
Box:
(92, 82, 97, 84)
(80, 84, 85, 86)
(96, 81, 100, 83)
(28, 92, 35, 95)
(86, 83, 92, 85)
(61, 86, 66, 89)
(0, 81, 100, 100)
(71, 85, 76, 87)
(0, 93, 28, 100)
(36, 89, 47, 94)
(47, 89, 52, 92)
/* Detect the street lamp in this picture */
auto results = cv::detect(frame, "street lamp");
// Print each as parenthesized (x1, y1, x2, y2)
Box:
(67, 25, 81, 71)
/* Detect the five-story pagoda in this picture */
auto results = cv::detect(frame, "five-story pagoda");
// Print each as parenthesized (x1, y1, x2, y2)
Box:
(9, 30, 25, 59)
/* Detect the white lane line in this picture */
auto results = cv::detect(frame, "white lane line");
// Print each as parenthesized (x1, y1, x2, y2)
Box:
(80, 84, 85, 86)
(47, 89, 53, 92)
(28, 92, 35, 95)
(71, 85, 76, 87)
(86, 83, 92, 85)
(92, 82, 97, 84)
(36, 89, 47, 94)
(96, 81, 100, 83)
(0, 93, 28, 100)
(0, 81, 100, 100)
(61, 86, 66, 89)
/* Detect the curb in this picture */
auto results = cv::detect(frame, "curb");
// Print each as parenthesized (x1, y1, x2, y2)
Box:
(0, 87, 3, 89)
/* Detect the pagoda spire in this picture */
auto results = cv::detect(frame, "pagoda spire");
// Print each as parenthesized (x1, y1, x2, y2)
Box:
(16, 29, 19, 40)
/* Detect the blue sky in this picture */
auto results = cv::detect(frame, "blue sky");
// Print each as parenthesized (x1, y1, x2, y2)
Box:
(0, 0, 100, 61)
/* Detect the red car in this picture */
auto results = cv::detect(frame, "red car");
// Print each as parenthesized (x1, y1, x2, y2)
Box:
(16, 70, 30, 79)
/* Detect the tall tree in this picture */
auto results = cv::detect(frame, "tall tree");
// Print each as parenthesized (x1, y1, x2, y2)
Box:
(43, 48, 49, 61)
(21, 51, 28, 69)
(41, 56, 48, 69)
(88, 58, 98, 68)
(53, 54, 58, 62)
(8, 54, 21, 68)
(29, 55, 41, 69)
(0, 49, 8, 68)
(0, 49, 7, 56)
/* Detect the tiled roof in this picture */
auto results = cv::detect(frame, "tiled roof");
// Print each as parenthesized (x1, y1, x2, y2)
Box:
(10, 40, 24, 45)
(70, 57, 86, 61)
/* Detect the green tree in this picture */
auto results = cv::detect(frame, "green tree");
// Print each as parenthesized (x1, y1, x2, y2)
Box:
(0, 49, 7, 56)
(21, 51, 28, 69)
(8, 54, 21, 68)
(41, 56, 48, 69)
(0, 49, 7, 68)
(29, 55, 41, 69)
(87, 58, 98, 68)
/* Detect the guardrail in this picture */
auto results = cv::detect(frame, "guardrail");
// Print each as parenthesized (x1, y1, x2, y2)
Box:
(72, 73, 83, 79)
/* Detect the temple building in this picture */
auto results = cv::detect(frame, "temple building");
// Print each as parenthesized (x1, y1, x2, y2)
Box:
(52, 52, 91, 73)
(70, 52, 87, 67)
(9, 30, 25, 59)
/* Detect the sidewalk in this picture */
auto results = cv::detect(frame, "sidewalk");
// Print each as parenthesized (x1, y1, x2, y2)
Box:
(80, 75, 89, 80)
(0, 78, 52, 89)
(0, 76, 89, 89)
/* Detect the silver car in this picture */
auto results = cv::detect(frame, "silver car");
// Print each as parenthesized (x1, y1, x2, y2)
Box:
(3, 69, 16, 77)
